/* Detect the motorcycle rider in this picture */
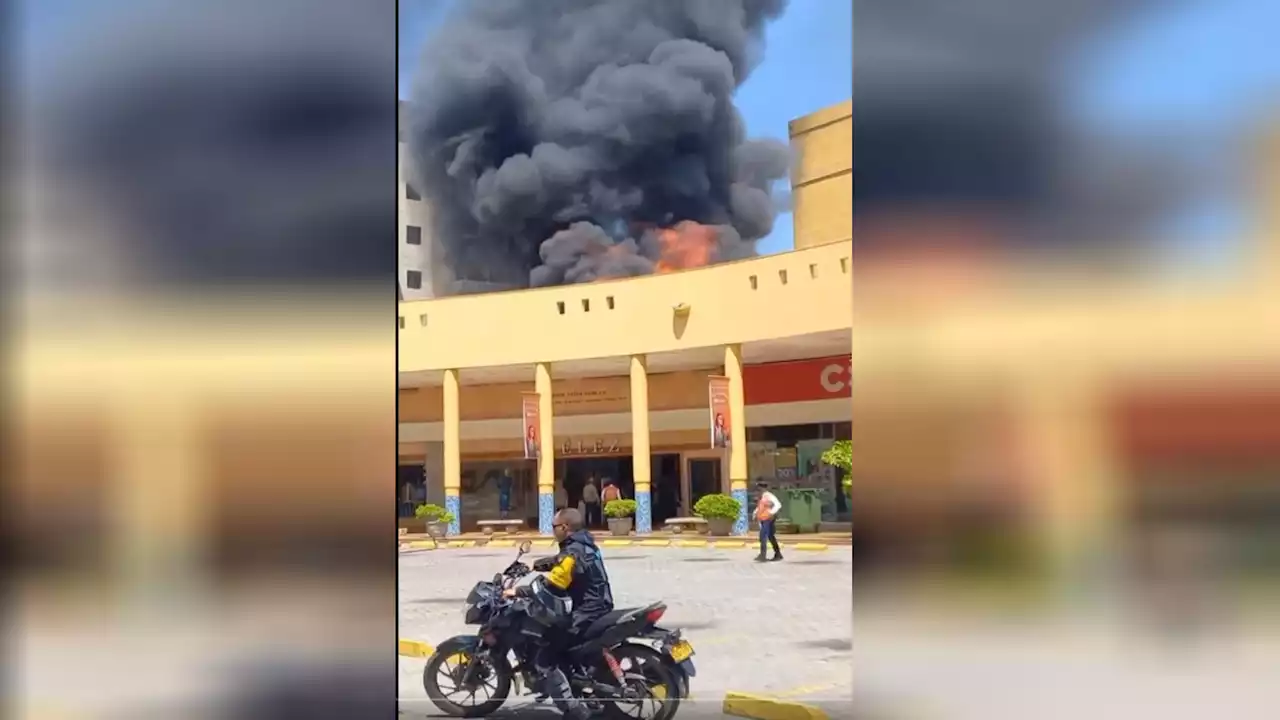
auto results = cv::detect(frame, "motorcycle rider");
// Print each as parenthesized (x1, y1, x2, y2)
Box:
(503, 507, 613, 720)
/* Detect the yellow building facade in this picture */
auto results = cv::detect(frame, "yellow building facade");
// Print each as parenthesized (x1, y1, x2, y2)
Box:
(397, 100, 856, 536)
(790, 99, 852, 250)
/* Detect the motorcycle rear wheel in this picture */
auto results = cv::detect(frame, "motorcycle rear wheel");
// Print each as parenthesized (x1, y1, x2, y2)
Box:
(597, 644, 681, 720)
(422, 642, 512, 718)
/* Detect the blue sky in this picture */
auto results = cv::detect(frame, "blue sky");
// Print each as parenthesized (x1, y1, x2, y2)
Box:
(1069, 0, 1279, 136)
(1067, 0, 1279, 269)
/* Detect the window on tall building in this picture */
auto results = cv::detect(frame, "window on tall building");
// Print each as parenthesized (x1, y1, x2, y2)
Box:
(406, 270, 422, 289)
(406, 226, 422, 245)
(405, 184, 421, 201)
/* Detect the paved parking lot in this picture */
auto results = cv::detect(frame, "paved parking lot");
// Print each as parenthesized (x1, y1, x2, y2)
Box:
(398, 545, 853, 717)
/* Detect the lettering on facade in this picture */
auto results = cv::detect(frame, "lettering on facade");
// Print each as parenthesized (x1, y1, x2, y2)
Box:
(819, 360, 851, 393)
(552, 388, 620, 409)
(560, 438, 623, 456)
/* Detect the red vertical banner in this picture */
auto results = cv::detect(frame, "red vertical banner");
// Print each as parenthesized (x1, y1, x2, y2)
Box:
(522, 393, 541, 460)
(708, 375, 731, 449)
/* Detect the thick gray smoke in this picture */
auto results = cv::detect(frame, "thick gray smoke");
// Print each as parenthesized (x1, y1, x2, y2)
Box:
(405, 0, 791, 292)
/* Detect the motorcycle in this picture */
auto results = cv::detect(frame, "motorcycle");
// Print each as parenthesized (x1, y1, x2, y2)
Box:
(422, 540, 695, 719)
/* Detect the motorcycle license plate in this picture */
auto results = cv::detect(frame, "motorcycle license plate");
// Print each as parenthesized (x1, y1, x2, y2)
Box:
(669, 640, 694, 663)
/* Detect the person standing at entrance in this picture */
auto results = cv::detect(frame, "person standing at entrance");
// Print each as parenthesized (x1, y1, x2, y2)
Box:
(754, 481, 783, 562)
(581, 475, 601, 528)
(497, 469, 514, 520)
(601, 477, 622, 510)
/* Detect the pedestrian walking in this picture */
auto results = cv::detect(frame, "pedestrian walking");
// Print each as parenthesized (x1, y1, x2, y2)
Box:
(753, 481, 783, 562)
(582, 475, 602, 528)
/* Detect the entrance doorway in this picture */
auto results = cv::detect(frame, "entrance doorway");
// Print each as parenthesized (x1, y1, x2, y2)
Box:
(686, 456, 723, 512)
(555, 456, 631, 528)
(650, 454, 681, 525)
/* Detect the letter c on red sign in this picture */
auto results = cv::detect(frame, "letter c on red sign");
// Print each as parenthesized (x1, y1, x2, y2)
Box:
(820, 364, 846, 393)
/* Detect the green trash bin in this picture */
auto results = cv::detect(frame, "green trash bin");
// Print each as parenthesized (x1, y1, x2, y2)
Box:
(784, 488, 823, 533)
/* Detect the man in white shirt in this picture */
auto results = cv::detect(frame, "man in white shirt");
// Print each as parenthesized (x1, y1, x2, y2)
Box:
(753, 481, 784, 562)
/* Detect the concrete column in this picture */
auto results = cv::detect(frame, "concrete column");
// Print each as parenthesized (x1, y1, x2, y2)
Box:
(724, 344, 749, 535)
(630, 355, 652, 534)
(443, 369, 461, 536)
(535, 362, 556, 535)
(111, 394, 206, 610)
(1019, 373, 1121, 594)
(422, 442, 445, 504)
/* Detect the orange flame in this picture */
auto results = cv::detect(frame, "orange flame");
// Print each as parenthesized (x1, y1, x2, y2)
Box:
(654, 221, 718, 273)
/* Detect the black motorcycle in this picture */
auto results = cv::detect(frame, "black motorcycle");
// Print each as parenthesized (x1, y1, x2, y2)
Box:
(422, 540, 696, 719)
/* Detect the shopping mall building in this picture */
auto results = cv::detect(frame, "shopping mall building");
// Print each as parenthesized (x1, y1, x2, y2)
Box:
(397, 100, 854, 536)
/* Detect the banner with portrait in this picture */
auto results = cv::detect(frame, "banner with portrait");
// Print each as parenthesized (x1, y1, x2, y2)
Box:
(521, 393, 541, 460)
(707, 375, 731, 449)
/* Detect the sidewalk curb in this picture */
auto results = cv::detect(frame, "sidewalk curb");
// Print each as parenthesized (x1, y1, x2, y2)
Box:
(723, 691, 829, 720)
(398, 639, 434, 658)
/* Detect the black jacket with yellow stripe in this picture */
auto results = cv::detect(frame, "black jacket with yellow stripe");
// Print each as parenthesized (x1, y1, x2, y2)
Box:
(523, 529, 614, 631)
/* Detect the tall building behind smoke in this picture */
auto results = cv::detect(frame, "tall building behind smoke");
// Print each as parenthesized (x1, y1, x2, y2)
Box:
(400, 101, 434, 300)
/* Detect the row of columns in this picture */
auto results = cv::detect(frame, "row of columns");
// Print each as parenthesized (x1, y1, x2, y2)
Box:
(434, 345, 750, 536)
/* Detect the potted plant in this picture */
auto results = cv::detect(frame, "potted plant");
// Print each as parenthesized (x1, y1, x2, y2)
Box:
(693, 493, 742, 537)
(415, 503, 454, 538)
(604, 499, 637, 537)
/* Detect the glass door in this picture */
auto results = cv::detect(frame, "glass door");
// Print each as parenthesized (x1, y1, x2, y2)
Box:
(686, 458, 722, 512)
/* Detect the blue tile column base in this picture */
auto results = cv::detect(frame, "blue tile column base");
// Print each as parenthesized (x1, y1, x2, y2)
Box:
(538, 493, 555, 536)
(635, 490, 652, 535)
(445, 494, 461, 537)
(731, 488, 749, 536)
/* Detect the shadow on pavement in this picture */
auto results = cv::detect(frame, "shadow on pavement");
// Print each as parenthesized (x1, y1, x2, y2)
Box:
(798, 637, 853, 652)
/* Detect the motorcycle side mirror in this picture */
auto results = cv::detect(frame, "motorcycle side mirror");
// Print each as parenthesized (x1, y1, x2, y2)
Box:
(517, 540, 532, 556)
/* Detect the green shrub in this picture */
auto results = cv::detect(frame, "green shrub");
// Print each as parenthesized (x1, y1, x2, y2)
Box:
(821, 440, 853, 490)
(414, 503, 454, 524)
(821, 440, 851, 471)
(604, 499, 637, 518)
(693, 493, 742, 521)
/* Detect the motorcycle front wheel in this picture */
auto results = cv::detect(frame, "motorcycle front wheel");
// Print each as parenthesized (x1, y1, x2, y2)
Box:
(422, 640, 513, 718)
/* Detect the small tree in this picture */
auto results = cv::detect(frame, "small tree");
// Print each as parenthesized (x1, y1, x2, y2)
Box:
(821, 440, 852, 489)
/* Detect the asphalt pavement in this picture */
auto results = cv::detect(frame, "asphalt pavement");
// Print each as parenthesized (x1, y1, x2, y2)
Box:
(397, 544, 853, 718)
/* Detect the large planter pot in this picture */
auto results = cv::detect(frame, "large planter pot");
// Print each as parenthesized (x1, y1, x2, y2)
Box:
(425, 521, 448, 538)
(705, 517, 734, 537)
(607, 517, 633, 537)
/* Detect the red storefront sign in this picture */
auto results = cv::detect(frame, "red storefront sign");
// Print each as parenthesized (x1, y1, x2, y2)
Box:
(1113, 386, 1280, 462)
(743, 356, 852, 405)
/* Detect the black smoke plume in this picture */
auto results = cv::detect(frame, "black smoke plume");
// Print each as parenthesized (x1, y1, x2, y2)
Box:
(405, 0, 791, 292)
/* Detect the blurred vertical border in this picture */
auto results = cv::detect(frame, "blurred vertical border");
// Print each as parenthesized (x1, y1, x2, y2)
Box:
(853, 0, 1280, 716)
(7, 1, 400, 718)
